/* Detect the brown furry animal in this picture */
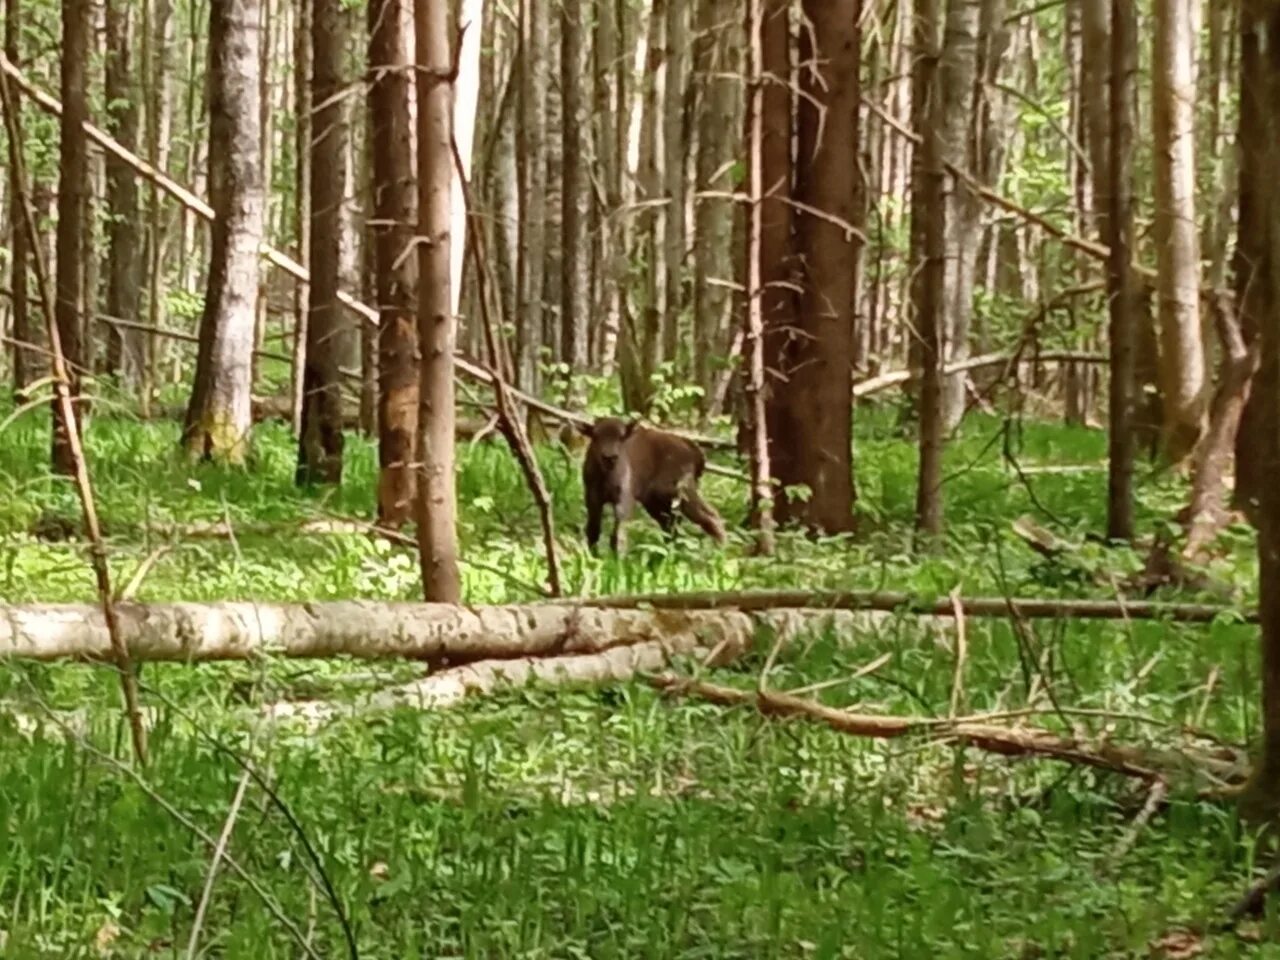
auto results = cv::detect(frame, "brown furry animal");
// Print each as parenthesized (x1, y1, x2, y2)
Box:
(579, 416, 727, 553)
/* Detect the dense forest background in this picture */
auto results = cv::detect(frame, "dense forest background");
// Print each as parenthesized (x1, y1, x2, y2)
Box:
(4, 0, 1280, 955)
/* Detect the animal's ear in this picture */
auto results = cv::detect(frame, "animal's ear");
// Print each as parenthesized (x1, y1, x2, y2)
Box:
(624, 418, 640, 438)
(576, 421, 594, 439)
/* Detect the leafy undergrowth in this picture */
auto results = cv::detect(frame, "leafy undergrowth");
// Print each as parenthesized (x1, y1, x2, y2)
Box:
(0, 403, 1274, 957)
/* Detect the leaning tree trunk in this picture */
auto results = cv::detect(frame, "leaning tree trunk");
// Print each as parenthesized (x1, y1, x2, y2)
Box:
(183, 0, 265, 463)
(295, 0, 348, 485)
(51, 0, 91, 475)
(369, 0, 419, 529)
(912, 0, 945, 542)
(1232, 0, 1272, 522)
(103, 0, 146, 386)
(415, 0, 461, 603)
(1152, 0, 1207, 465)
(4, 0, 35, 397)
(769, 0, 859, 533)
(1106, 0, 1137, 541)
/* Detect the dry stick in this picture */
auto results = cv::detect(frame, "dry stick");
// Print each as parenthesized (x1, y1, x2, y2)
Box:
(0, 65, 149, 766)
(574, 589, 1256, 624)
(451, 138, 562, 597)
(853, 349, 1107, 398)
(649, 674, 1168, 781)
(1103, 777, 1168, 871)
(949, 590, 968, 719)
(185, 769, 253, 960)
(0, 51, 733, 454)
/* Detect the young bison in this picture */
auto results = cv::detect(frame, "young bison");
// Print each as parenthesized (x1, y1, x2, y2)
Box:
(579, 416, 727, 554)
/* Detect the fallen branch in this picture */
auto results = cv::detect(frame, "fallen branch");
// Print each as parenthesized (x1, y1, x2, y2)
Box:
(649, 674, 1245, 787)
(853, 350, 1107, 399)
(0, 602, 762, 664)
(574, 589, 1256, 624)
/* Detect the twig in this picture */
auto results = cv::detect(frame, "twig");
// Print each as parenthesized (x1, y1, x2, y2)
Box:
(116, 545, 172, 601)
(1103, 778, 1168, 871)
(0, 61, 148, 766)
(186, 770, 253, 959)
(949, 590, 967, 719)
(786, 652, 894, 697)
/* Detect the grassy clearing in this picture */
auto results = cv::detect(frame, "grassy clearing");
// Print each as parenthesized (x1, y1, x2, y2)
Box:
(0, 403, 1273, 957)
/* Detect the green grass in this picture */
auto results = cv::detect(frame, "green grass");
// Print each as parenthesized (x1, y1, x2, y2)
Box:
(0, 401, 1274, 958)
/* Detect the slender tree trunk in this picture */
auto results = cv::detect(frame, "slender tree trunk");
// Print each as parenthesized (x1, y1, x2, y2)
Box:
(104, 0, 145, 385)
(661, 0, 688, 371)
(295, 0, 348, 484)
(912, 0, 945, 541)
(744, 0, 775, 554)
(370, 0, 418, 528)
(415, 0, 461, 603)
(141, 0, 171, 418)
(291, 0, 312, 436)
(769, 0, 859, 533)
(559, 0, 590, 393)
(183, 0, 265, 463)
(4, 0, 35, 396)
(1152, 0, 1206, 464)
(516, 0, 549, 396)
(252, 0, 275, 392)
(1106, 0, 1136, 540)
(1081, 0, 1110, 241)
(1232, 0, 1271, 521)
(693, 0, 739, 419)
(593, 0, 623, 376)
(51, 0, 91, 474)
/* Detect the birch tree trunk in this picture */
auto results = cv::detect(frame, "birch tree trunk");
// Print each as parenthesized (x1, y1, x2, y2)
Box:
(183, 0, 265, 464)
(1152, 0, 1206, 464)
(51, 0, 91, 475)
(415, 0, 461, 603)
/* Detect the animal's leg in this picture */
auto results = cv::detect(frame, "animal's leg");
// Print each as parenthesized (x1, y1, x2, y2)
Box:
(642, 495, 677, 535)
(610, 493, 636, 554)
(677, 480, 727, 544)
(585, 490, 605, 555)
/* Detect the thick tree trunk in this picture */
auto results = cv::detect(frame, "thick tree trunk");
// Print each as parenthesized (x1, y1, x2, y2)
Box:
(558, 0, 590, 392)
(693, 0, 739, 419)
(104, 0, 145, 385)
(295, 0, 348, 485)
(370, 0, 419, 529)
(415, 0, 461, 603)
(1232, 0, 1271, 521)
(182, 0, 265, 464)
(770, 0, 860, 533)
(1152, 0, 1206, 464)
(51, 0, 90, 475)
(4, 0, 35, 396)
(1106, 0, 1136, 540)
(912, 0, 945, 541)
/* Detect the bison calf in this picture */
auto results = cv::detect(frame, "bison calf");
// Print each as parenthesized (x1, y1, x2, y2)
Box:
(579, 416, 727, 554)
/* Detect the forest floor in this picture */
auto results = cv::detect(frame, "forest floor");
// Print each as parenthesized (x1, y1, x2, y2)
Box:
(0, 401, 1275, 958)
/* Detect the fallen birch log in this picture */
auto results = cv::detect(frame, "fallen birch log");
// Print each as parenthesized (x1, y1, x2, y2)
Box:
(0, 602, 764, 664)
(576, 589, 1256, 624)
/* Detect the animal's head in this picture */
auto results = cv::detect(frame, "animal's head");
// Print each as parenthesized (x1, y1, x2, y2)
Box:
(578, 416, 639, 473)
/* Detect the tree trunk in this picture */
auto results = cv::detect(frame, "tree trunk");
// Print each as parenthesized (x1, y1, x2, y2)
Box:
(295, 0, 348, 485)
(182, 0, 265, 464)
(51, 0, 91, 475)
(593, 0, 623, 376)
(769, 0, 859, 533)
(1232, 0, 1271, 521)
(516, 0, 550, 396)
(104, 0, 145, 385)
(1242, 0, 1280, 824)
(558, 0, 590, 393)
(912, 0, 945, 541)
(744, 0, 775, 555)
(693, 0, 739, 419)
(1080, 0, 1110, 242)
(1152, 0, 1206, 464)
(141, 0, 172, 419)
(370, 0, 419, 529)
(4, 0, 35, 396)
(415, 0, 461, 603)
(661, 0, 688, 371)
(290, 0, 312, 436)
(1106, 0, 1136, 541)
